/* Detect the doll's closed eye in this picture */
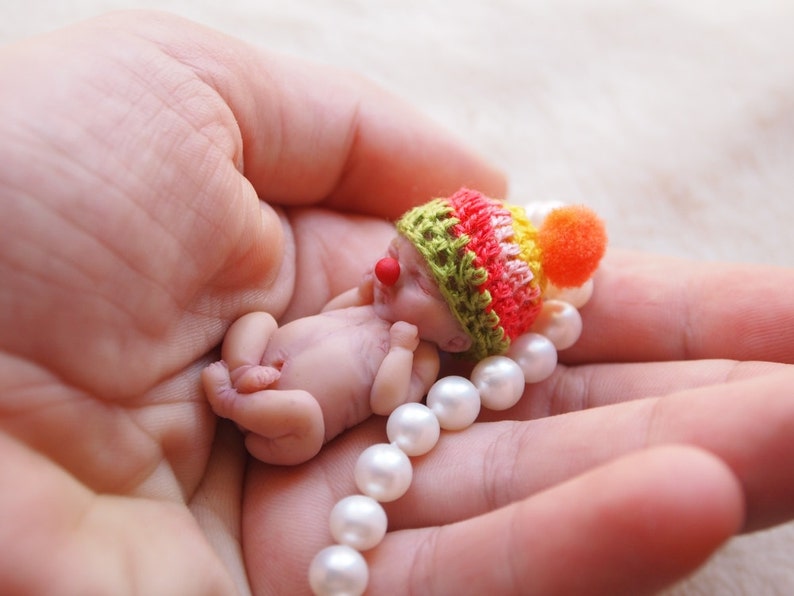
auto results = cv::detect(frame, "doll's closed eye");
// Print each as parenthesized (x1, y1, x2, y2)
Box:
(413, 269, 439, 297)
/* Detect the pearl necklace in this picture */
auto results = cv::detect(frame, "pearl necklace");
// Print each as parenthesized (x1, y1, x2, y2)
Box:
(308, 279, 593, 596)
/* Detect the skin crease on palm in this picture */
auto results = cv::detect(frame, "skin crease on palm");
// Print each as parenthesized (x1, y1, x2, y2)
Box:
(2, 10, 794, 596)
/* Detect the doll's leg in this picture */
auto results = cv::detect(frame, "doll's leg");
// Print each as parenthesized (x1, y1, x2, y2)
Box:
(202, 362, 325, 465)
(221, 311, 281, 393)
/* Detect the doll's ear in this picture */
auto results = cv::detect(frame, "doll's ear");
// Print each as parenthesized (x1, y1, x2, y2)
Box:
(442, 334, 473, 353)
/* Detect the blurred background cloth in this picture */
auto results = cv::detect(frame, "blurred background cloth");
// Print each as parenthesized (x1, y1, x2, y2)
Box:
(3, 1, 793, 593)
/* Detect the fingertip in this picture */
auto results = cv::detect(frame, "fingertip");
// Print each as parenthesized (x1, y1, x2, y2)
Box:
(524, 445, 744, 595)
(600, 445, 745, 576)
(531, 445, 745, 594)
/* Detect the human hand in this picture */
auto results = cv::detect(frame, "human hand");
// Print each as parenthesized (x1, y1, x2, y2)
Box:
(6, 10, 793, 596)
(0, 11, 502, 594)
(247, 251, 794, 594)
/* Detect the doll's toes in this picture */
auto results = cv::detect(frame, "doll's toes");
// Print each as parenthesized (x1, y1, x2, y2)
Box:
(201, 361, 237, 416)
(202, 361, 231, 393)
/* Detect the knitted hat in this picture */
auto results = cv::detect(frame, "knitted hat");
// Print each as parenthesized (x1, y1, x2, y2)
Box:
(396, 188, 606, 360)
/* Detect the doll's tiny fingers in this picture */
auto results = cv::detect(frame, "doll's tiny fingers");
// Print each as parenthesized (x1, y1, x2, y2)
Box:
(389, 322, 420, 350)
(368, 445, 742, 596)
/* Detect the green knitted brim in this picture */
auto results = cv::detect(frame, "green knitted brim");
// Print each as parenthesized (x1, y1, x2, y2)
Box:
(396, 199, 509, 359)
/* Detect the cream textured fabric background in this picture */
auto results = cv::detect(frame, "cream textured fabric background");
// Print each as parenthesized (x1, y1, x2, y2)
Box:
(3, 1, 793, 593)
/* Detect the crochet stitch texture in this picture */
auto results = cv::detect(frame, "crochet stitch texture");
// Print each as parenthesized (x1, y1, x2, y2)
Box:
(396, 188, 544, 360)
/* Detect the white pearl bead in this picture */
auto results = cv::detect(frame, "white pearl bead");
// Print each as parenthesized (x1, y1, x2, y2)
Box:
(471, 355, 526, 411)
(531, 300, 583, 350)
(523, 200, 567, 228)
(426, 375, 481, 430)
(544, 278, 594, 309)
(329, 495, 388, 551)
(386, 403, 440, 456)
(308, 544, 368, 596)
(354, 443, 413, 502)
(507, 332, 558, 383)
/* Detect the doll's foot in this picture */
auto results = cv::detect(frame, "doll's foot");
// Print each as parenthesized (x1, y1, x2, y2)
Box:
(202, 362, 324, 465)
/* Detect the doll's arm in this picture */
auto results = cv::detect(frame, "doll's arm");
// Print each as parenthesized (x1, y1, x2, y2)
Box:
(321, 275, 374, 311)
(408, 339, 440, 402)
(370, 322, 440, 416)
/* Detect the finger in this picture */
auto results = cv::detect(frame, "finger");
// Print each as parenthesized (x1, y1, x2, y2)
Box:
(0, 430, 91, 591)
(388, 368, 794, 534)
(476, 359, 787, 421)
(369, 446, 742, 596)
(128, 12, 506, 216)
(568, 250, 794, 364)
(0, 20, 293, 389)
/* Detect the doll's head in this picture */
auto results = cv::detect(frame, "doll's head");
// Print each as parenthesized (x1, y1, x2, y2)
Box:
(378, 188, 606, 360)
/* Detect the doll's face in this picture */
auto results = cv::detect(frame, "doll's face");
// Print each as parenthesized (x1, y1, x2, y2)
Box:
(372, 235, 472, 353)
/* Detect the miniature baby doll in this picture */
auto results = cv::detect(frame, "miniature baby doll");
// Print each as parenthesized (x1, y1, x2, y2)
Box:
(202, 188, 606, 465)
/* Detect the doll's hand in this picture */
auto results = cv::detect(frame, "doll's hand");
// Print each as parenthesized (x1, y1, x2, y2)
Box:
(0, 12, 503, 594)
(388, 321, 421, 352)
(369, 322, 423, 416)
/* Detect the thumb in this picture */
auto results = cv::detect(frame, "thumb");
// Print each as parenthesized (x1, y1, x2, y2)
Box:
(129, 11, 507, 216)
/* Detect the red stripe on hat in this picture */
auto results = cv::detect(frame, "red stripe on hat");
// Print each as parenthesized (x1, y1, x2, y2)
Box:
(447, 189, 539, 342)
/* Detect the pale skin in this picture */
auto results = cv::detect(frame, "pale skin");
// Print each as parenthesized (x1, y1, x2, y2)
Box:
(202, 235, 468, 465)
(3, 10, 794, 596)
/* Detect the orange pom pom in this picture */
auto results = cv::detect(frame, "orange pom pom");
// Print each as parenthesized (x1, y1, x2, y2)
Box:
(537, 205, 607, 288)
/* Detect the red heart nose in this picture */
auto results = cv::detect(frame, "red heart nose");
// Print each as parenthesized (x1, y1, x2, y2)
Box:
(374, 257, 401, 286)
